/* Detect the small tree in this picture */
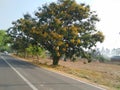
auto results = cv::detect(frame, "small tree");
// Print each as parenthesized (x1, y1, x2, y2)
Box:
(0, 30, 11, 52)
(33, 0, 104, 65)
(26, 45, 45, 59)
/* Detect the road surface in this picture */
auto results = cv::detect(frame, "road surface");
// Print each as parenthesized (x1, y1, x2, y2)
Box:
(0, 54, 105, 90)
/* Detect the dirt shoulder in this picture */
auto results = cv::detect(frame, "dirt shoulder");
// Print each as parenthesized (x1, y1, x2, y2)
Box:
(11, 55, 120, 90)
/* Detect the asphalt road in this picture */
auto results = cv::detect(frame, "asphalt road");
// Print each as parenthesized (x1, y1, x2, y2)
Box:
(0, 54, 105, 90)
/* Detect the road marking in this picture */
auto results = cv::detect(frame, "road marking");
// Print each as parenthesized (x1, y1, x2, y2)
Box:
(1, 56, 38, 90)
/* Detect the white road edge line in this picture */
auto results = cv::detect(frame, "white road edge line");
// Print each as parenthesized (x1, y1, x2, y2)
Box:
(1, 56, 38, 90)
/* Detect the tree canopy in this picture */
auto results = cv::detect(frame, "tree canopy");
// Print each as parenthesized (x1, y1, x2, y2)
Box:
(8, 0, 104, 65)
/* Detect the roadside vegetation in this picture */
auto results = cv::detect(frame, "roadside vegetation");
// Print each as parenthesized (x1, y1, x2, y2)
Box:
(2, 0, 120, 89)
(0, 30, 11, 52)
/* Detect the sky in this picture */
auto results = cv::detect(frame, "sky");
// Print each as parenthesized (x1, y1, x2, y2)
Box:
(90, 0, 120, 50)
(0, 0, 120, 50)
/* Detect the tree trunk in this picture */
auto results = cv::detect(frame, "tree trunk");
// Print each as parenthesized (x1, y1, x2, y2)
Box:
(52, 57, 60, 65)
(36, 54, 39, 63)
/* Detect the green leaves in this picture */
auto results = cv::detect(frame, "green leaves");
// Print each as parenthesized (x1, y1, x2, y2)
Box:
(0, 30, 11, 52)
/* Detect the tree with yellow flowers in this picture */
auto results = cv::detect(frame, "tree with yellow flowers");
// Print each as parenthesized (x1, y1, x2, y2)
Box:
(34, 0, 104, 65)
(8, 0, 104, 65)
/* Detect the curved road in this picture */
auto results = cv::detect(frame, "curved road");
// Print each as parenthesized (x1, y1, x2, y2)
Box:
(0, 54, 106, 90)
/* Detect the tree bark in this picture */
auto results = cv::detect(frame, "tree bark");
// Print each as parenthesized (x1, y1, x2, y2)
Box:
(52, 57, 60, 65)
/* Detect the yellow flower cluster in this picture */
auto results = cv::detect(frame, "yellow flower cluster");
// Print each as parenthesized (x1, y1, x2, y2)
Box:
(55, 46, 59, 51)
(62, 27, 67, 31)
(70, 39, 81, 44)
(43, 32, 47, 38)
(58, 35, 63, 39)
(58, 41, 63, 46)
(55, 18, 61, 24)
(66, 44, 69, 47)
(79, 5, 86, 11)
(71, 26, 77, 32)
(70, 39, 75, 43)
(31, 27, 36, 33)
(72, 31, 78, 36)
(62, 48, 66, 51)
(57, 52, 60, 56)
(77, 39, 80, 44)
(51, 32, 58, 39)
